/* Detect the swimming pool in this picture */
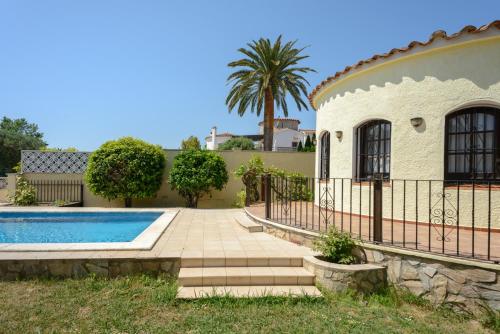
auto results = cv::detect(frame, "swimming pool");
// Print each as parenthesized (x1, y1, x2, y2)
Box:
(0, 209, 178, 251)
(0, 211, 163, 243)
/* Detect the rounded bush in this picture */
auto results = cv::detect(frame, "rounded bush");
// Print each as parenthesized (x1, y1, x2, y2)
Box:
(85, 137, 166, 206)
(169, 150, 228, 207)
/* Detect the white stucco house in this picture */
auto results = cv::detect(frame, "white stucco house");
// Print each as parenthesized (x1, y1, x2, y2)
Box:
(205, 118, 315, 151)
(305, 21, 500, 230)
(309, 21, 500, 182)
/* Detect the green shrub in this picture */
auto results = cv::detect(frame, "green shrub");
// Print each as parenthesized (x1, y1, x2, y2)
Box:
(10, 175, 37, 206)
(268, 167, 312, 201)
(218, 137, 255, 150)
(232, 189, 247, 208)
(180, 136, 201, 150)
(313, 227, 358, 264)
(85, 137, 166, 207)
(234, 155, 312, 204)
(53, 199, 68, 207)
(169, 150, 228, 208)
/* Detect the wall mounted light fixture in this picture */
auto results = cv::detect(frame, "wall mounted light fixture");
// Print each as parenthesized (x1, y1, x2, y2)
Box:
(410, 117, 424, 127)
(335, 131, 343, 140)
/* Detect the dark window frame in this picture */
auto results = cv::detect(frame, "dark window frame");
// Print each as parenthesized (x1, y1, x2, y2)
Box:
(319, 132, 330, 179)
(444, 107, 500, 181)
(355, 120, 391, 180)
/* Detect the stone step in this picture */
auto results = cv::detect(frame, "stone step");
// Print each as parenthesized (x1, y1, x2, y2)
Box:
(178, 267, 315, 287)
(181, 256, 303, 268)
(234, 214, 263, 233)
(177, 285, 322, 299)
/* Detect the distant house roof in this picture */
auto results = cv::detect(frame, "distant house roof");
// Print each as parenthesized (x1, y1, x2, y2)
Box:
(308, 20, 500, 110)
(274, 128, 305, 134)
(205, 132, 234, 140)
(258, 118, 301, 126)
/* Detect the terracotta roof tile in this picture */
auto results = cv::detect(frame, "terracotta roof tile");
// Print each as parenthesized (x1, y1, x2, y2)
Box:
(308, 20, 500, 110)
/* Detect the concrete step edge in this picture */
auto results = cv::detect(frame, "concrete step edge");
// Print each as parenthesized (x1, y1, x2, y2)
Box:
(176, 285, 322, 299)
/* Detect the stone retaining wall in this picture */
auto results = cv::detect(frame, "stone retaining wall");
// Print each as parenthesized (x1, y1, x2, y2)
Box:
(364, 248, 500, 313)
(245, 209, 500, 312)
(0, 258, 180, 280)
(303, 256, 386, 293)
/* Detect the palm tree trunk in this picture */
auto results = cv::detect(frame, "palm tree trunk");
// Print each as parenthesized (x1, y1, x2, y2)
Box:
(263, 88, 274, 151)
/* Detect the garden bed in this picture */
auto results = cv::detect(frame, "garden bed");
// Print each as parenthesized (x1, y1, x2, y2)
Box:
(303, 255, 386, 293)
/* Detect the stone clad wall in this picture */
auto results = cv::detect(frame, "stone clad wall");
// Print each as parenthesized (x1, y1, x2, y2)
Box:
(303, 256, 386, 293)
(0, 258, 180, 280)
(364, 248, 500, 312)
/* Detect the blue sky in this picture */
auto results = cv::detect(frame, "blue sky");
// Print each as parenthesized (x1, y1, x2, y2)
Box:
(0, 1, 498, 150)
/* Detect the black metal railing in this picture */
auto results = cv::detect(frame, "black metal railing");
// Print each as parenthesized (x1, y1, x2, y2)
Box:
(256, 175, 500, 263)
(28, 180, 84, 205)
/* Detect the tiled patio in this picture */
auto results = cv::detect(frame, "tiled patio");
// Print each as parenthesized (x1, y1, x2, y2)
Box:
(0, 208, 315, 262)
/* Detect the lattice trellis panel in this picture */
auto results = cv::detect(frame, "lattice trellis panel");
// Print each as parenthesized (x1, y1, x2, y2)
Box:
(21, 151, 90, 174)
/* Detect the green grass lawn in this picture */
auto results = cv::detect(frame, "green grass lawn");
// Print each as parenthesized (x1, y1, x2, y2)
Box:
(0, 275, 497, 333)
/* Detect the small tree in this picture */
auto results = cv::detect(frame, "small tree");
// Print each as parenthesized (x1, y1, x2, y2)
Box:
(304, 135, 312, 150)
(234, 155, 265, 204)
(181, 136, 201, 150)
(85, 137, 166, 207)
(169, 150, 228, 207)
(10, 175, 37, 206)
(0, 117, 46, 176)
(218, 137, 255, 150)
(297, 141, 303, 152)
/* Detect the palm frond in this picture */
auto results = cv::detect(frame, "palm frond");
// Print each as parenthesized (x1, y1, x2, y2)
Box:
(226, 35, 315, 116)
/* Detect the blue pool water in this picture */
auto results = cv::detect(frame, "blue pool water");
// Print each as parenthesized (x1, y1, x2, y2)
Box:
(0, 212, 163, 243)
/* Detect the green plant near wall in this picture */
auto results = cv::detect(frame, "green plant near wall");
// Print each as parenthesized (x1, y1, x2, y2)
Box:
(180, 136, 201, 150)
(10, 175, 37, 206)
(84, 137, 166, 207)
(218, 137, 255, 151)
(269, 169, 312, 202)
(232, 189, 247, 208)
(169, 150, 229, 208)
(313, 227, 358, 264)
(234, 155, 312, 205)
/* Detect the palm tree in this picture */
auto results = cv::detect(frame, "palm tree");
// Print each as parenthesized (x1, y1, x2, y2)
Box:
(226, 36, 315, 151)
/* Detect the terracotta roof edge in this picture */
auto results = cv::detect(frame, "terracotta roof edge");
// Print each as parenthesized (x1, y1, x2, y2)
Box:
(308, 20, 500, 110)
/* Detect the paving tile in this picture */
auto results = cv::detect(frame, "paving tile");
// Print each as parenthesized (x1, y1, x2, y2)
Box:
(249, 267, 274, 285)
(203, 257, 225, 267)
(270, 267, 298, 285)
(269, 257, 291, 266)
(246, 257, 269, 267)
(225, 257, 247, 267)
(178, 268, 203, 286)
(181, 257, 203, 268)
(202, 267, 226, 286)
(225, 267, 251, 285)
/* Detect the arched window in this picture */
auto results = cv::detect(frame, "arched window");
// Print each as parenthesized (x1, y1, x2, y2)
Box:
(319, 132, 330, 179)
(356, 120, 391, 179)
(445, 107, 499, 181)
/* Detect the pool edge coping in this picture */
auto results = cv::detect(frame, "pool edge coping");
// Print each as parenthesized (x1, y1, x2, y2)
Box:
(0, 208, 179, 252)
